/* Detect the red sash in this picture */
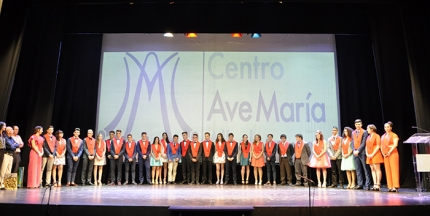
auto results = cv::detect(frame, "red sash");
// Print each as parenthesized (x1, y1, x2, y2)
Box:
(70, 137, 82, 154)
(253, 142, 263, 154)
(125, 141, 136, 158)
(203, 140, 213, 158)
(105, 139, 111, 152)
(314, 140, 324, 155)
(85, 137, 95, 155)
(342, 137, 351, 155)
(138, 140, 148, 155)
(44, 134, 57, 153)
(56, 138, 66, 155)
(295, 141, 304, 158)
(241, 142, 251, 159)
(169, 142, 179, 155)
(161, 139, 167, 154)
(265, 141, 276, 156)
(381, 132, 398, 155)
(152, 144, 161, 158)
(352, 129, 364, 149)
(191, 142, 200, 158)
(216, 141, 225, 157)
(96, 140, 105, 157)
(329, 136, 341, 151)
(181, 140, 191, 157)
(226, 141, 237, 156)
(113, 138, 124, 155)
(278, 141, 289, 156)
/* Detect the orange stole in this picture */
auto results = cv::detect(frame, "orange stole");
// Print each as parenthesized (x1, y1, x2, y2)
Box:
(227, 141, 237, 156)
(44, 134, 57, 153)
(161, 139, 167, 154)
(113, 138, 124, 154)
(125, 141, 136, 158)
(139, 140, 149, 155)
(241, 142, 251, 158)
(85, 137, 95, 155)
(295, 141, 304, 158)
(191, 142, 200, 157)
(105, 139, 111, 152)
(265, 141, 276, 156)
(96, 140, 105, 157)
(381, 132, 398, 155)
(342, 137, 351, 155)
(181, 140, 191, 157)
(169, 142, 179, 155)
(253, 142, 263, 154)
(366, 134, 380, 154)
(152, 144, 161, 158)
(278, 141, 289, 156)
(329, 136, 341, 150)
(216, 142, 225, 157)
(56, 138, 66, 155)
(352, 129, 364, 149)
(314, 140, 324, 155)
(203, 140, 213, 157)
(70, 137, 82, 154)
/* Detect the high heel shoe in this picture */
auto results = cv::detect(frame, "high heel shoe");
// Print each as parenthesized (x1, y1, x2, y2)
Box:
(216, 180, 220, 185)
(318, 182, 321, 188)
(346, 184, 351, 189)
(322, 182, 327, 188)
(350, 184, 356, 189)
(246, 180, 249, 185)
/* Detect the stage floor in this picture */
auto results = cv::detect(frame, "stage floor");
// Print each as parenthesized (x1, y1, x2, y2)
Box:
(1, 184, 430, 207)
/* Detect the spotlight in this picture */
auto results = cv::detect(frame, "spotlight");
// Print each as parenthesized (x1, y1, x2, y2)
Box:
(251, 33, 261, 38)
(185, 33, 197, 38)
(163, 33, 174, 37)
(231, 33, 243, 38)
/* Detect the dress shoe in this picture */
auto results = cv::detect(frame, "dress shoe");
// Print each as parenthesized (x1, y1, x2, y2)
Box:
(294, 183, 301, 186)
(328, 184, 337, 188)
(201, 181, 206, 184)
(365, 186, 371, 191)
(196, 182, 200, 185)
(132, 181, 137, 185)
(303, 183, 308, 187)
(66, 183, 71, 187)
(208, 181, 213, 185)
(117, 182, 122, 186)
(223, 181, 228, 185)
(124, 181, 129, 185)
(81, 183, 85, 186)
(189, 181, 196, 185)
(87, 182, 94, 186)
(181, 181, 187, 184)
(354, 185, 363, 190)
(234, 182, 237, 185)
(109, 182, 115, 186)
(70, 183, 77, 186)
(288, 183, 293, 186)
(280, 182, 287, 186)
(340, 184, 345, 189)
(139, 182, 144, 185)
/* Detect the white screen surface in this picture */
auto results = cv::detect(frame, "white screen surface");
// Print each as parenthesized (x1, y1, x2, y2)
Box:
(97, 34, 339, 145)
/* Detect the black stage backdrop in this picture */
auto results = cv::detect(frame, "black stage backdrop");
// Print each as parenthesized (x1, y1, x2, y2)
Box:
(3, 1, 428, 188)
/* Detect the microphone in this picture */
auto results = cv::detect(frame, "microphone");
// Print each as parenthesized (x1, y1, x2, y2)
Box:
(412, 126, 430, 133)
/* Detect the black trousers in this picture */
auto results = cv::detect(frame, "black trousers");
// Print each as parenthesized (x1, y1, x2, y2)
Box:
(330, 159, 343, 185)
(103, 157, 112, 183)
(225, 158, 237, 183)
(201, 159, 212, 183)
(138, 157, 151, 183)
(266, 159, 276, 182)
(67, 156, 80, 183)
(12, 152, 21, 173)
(190, 161, 200, 183)
(81, 154, 94, 183)
(125, 158, 136, 182)
(181, 156, 191, 182)
(110, 158, 123, 182)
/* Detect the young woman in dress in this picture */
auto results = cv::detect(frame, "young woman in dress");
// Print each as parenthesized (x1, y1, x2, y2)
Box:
(309, 130, 331, 187)
(160, 132, 169, 184)
(341, 127, 356, 189)
(381, 121, 400, 192)
(366, 124, 384, 191)
(240, 134, 251, 184)
(52, 130, 66, 187)
(214, 133, 226, 184)
(27, 126, 44, 189)
(251, 134, 265, 185)
(150, 136, 163, 184)
(93, 133, 106, 186)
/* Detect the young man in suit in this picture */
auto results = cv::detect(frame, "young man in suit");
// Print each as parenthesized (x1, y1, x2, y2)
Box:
(201, 132, 215, 184)
(327, 126, 344, 188)
(188, 134, 202, 185)
(109, 129, 125, 186)
(167, 134, 181, 184)
(265, 134, 278, 186)
(137, 132, 151, 184)
(180, 132, 191, 184)
(41, 125, 56, 187)
(103, 131, 115, 184)
(81, 129, 96, 186)
(293, 134, 311, 187)
(224, 133, 238, 185)
(352, 119, 371, 190)
(66, 128, 83, 186)
(124, 134, 137, 185)
(278, 134, 294, 186)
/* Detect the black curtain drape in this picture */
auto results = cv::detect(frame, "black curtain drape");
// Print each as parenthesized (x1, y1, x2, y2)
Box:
(0, 0, 28, 120)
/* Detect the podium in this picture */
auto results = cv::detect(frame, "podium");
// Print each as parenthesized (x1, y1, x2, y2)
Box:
(404, 133, 430, 192)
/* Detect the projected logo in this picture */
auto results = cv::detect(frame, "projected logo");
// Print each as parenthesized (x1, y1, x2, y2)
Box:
(98, 51, 336, 140)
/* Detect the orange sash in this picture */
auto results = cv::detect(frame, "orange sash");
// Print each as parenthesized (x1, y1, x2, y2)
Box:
(169, 142, 179, 155)
(105, 139, 111, 152)
(191, 142, 200, 158)
(329, 136, 341, 151)
(125, 141, 136, 158)
(85, 137, 95, 155)
(295, 141, 304, 158)
(278, 141, 289, 156)
(314, 140, 324, 155)
(181, 140, 191, 157)
(161, 139, 167, 154)
(138, 140, 148, 155)
(96, 140, 105, 157)
(203, 140, 213, 158)
(265, 141, 276, 156)
(227, 141, 237, 156)
(56, 138, 66, 155)
(216, 141, 225, 157)
(241, 142, 251, 159)
(152, 144, 161, 158)
(113, 138, 124, 155)
(342, 137, 351, 155)
(44, 134, 57, 153)
(352, 129, 364, 149)
(70, 137, 82, 154)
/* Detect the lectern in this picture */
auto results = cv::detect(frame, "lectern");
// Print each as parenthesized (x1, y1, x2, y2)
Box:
(404, 133, 430, 192)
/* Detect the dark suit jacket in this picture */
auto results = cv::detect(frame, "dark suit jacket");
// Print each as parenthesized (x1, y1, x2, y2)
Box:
(43, 134, 57, 157)
(278, 142, 294, 166)
(110, 138, 125, 158)
(224, 140, 238, 160)
(351, 129, 368, 155)
(188, 141, 202, 163)
(265, 141, 278, 162)
(293, 141, 311, 165)
(201, 140, 215, 162)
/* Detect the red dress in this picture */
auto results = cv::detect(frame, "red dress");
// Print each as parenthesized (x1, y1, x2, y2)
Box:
(366, 133, 384, 164)
(251, 142, 265, 167)
(27, 135, 44, 188)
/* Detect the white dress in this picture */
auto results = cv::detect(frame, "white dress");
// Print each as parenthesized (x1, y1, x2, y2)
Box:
(54, 138, 66, 165)
(160, 140, 168, 163)
(213, 141, 225, 163)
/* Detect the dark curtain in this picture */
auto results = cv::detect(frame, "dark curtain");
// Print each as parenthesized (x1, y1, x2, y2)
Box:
(51, 34, 103, 184)
(0, 0, 28, 120)
(5, 3, 64, 185)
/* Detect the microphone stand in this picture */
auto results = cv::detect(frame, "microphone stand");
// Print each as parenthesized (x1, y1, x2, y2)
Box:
(298, 175, 314, 216)
(41, 182, 56, 216)
(412, 126, 430, 133)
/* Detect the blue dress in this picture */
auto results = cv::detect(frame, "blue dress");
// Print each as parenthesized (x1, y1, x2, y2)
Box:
(240, 143, 251, 166)
(150, 144, 163, 166)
